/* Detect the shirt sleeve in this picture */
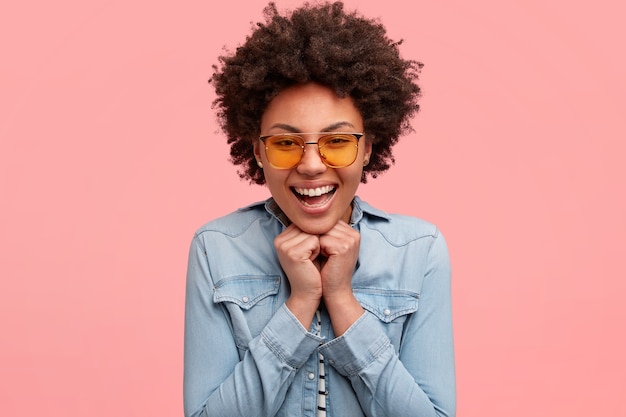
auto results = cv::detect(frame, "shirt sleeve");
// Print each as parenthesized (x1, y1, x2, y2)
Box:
(319, 229, 456, 417)
(183, 234, 322, 417)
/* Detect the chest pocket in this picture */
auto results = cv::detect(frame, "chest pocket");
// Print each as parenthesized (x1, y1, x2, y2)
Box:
(214, 276, 281, 355)
(353, 288, 419, 351)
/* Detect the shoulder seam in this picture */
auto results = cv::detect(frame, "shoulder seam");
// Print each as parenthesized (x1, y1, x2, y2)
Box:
(194, 215, 262, 239)
(360, 221, 438, 248)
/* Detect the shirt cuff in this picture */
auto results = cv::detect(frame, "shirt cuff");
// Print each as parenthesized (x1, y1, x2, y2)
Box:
(260, 304, 324, 369)
(319, 311, 391, 377)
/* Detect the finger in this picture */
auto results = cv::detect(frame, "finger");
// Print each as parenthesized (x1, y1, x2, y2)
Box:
(319, 225, 360, 256)
(320, 220, 354, 239)
(276, 232, 321, 262)
(274, 224, 305, 245)
(275, 224, 315, 250)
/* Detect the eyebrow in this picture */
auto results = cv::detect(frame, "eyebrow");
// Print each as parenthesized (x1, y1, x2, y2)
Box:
(267, 121, 357, 133)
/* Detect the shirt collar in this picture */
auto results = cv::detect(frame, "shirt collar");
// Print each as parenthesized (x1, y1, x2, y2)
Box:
(350, 196, 391, 224)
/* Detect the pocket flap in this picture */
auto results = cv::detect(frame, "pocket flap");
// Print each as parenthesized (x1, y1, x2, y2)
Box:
(214, 276, 280, 310)
(353, 289, 418, 322)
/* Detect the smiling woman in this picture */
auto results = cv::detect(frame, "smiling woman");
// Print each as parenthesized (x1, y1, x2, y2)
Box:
(183, 2, 455, 417)
(255, 83, 371, 235)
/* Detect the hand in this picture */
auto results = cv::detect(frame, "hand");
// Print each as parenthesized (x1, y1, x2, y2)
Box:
(318, 220, 361, 298)
(319, 220, 365, 335)
(274, 224, 323, 326)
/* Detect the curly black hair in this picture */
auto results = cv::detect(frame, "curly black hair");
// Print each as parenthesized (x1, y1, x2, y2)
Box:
(211, 1, 423, 184)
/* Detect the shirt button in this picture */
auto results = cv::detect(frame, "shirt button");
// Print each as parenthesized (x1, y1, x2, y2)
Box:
(328, 359, 335, 365)
(242, 296, 249, 303)
(383, 309, 391, 316)
(308, 372, 315, 380)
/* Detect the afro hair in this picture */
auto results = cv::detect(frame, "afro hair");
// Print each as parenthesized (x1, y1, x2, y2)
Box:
(211, 1, 423, 184)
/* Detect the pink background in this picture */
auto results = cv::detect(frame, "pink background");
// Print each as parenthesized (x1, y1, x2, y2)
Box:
(1, 0, 625, 415)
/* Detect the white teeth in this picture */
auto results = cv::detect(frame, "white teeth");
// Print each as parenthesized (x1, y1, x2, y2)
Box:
(294, 185, 335, 197)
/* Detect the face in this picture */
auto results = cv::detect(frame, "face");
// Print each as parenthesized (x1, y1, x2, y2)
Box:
(254, 83, 372, 235)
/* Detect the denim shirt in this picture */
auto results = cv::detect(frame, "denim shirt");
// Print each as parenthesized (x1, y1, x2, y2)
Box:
(184, 197, 455, 417)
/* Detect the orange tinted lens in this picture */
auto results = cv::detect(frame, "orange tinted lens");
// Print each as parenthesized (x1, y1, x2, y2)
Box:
(318, 134, 359, 167)
(265, 135, 304, 168)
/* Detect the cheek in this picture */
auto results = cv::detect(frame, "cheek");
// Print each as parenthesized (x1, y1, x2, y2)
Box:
(263, 169, 289, 190)
(339, 167, 364, 188)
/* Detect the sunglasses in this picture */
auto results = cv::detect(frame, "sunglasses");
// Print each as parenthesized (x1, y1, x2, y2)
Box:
(258, 132, 363, 169)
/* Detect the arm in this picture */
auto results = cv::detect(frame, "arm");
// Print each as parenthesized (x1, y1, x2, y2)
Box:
(183, 235, 322, 417)
(319, 229, 456, 417)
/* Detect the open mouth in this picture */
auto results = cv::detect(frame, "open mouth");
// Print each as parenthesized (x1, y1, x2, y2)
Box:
(291, 185, 336, 208)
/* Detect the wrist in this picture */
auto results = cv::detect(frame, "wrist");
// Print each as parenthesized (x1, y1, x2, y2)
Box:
(323, 292, 364, 336)
(285, 294, 321, 328)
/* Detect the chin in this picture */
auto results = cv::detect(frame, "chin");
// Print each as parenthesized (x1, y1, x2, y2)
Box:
(291, 217, 338, 235)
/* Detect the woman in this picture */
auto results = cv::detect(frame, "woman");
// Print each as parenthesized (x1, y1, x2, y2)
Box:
(184, 2, 455, 416)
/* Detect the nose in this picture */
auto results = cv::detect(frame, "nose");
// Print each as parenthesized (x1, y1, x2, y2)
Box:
(296, 142, 327, 176)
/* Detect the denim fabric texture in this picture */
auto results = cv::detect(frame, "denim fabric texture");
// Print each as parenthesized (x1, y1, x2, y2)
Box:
(184, 197, 456, 417)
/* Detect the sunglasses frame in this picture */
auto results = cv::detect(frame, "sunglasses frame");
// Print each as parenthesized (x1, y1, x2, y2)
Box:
(258, 132, 364, 169)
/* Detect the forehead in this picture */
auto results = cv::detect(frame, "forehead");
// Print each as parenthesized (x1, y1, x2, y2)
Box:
(260, 83, 363, 132)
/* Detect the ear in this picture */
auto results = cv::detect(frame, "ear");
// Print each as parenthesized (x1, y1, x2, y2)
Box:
(253, 140, 262, 163)
(363, 140, 373, 165)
